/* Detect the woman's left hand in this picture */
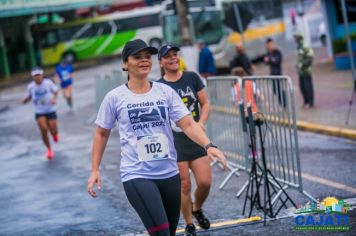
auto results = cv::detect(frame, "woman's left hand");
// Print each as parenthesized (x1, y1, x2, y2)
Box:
(207, 147, 227, 170)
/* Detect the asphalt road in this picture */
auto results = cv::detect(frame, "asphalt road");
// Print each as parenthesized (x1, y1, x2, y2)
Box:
(0, 61, 355, 235)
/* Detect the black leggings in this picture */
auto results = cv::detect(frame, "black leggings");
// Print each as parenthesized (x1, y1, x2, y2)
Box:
(123, 174, 181, 236)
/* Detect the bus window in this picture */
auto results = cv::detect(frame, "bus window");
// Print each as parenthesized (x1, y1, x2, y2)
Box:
(162, 14, 182, 45)
(162, 10, 223, 46)
(165, 0, 215, 10)
(43, 31, 58, 47)
(123, 14, 159, 30)
(58, 28, 72, 42)
(192, 11, 223, 45)
(114, 19, 125, 31)
(77, 24, 96, 39)
(264, 0, 282, 19)
(96, 22, 113, 35)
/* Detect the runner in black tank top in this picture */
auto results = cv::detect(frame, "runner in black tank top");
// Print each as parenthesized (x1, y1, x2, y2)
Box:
(158, 45, 227, 236)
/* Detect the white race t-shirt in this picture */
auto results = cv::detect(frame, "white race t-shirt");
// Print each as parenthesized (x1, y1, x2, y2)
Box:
(27, 79, 58, 114)
(95, 82, 190, 182)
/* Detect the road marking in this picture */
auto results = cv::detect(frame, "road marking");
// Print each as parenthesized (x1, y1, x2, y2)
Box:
(301, 172, 356, 194)
(175, 216, 262, 233)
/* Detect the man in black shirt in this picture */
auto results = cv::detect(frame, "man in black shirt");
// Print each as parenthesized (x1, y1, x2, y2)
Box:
(265, 38, 282, 75)
(230, 43, 253, 75)
(264, 38, 286, 107)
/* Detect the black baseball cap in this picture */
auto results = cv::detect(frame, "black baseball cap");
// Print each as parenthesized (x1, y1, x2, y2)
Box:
(122, 39, 158, 62)
(158, 45, 180, 60)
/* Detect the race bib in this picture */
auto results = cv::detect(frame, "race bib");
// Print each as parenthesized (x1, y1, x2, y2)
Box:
(137, 134, 169, 162)
(35, 98, 48, 106)
(62, 71, 71, 81)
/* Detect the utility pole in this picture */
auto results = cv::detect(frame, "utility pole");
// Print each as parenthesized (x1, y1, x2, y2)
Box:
(340, 0, 356, 83)
(175, 0, 192, 45)
(341, 0, 356, 125)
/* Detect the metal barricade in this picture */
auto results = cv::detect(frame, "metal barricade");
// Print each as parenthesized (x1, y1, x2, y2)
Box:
(95, 69, 125, 112)
(206, 76, 250, 189)
(207, 76, 315, 202)
(88, 70, 125, 124)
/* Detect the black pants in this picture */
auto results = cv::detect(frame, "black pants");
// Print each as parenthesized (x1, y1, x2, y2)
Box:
(299, 74, 314, 106)
(272, 80, 287, 107)
(123, 174, 181, 236)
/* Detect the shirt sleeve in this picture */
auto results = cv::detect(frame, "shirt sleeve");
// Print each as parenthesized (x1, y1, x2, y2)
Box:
(167, 86, 190, 123)
(207, 51, 216, 73)
(68, 65, 74, 73)
(26, 84, 32, 98)
(55, 65, 60, 75)
(192, 72, 205, 92)
(95, 93, 118, 129)
(48, 79, 59, 93)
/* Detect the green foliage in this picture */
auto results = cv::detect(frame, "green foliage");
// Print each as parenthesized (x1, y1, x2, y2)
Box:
(333, 32, 356, 54)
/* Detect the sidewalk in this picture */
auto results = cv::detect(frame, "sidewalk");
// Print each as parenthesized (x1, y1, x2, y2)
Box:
(254, 44, 356, 138)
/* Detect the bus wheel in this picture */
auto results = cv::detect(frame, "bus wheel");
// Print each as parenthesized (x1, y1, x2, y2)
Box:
(62, 52, 76, 64)
(149, 38, 162, 48)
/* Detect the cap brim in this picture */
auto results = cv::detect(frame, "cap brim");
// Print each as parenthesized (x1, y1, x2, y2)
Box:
(168, 46, 180, 52)
(159, 46, 180, 59)
(131, 46, 158, 56)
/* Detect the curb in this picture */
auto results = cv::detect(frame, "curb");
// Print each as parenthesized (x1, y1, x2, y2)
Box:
(296, 120, 356, 140)
(175, 216, 262, 235)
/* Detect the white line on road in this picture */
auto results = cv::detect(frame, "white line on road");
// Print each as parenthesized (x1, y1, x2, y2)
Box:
(301, 172, 356, 194)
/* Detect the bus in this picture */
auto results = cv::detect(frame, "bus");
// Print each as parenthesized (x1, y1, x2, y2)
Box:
(161, 0, 285, 70)
(32, 5, 163, 66)
(216, 0, 285, 60)
(160, 0, 226, 68)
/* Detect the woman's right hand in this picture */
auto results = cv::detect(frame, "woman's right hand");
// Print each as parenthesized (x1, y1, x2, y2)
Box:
(87, 170, 101, 198)
(22, 96, 30, 104)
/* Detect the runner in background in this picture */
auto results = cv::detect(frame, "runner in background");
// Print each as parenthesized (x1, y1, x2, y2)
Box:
(158, 45, 226, 236)
(55, 59, 74, 111)
(87, 39, 226, 236)
(23, 67, 59, 160)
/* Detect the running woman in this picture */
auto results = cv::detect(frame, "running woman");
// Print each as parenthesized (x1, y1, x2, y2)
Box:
(55, 59, 74, 110)
(158, 45, 219, 236)
(23, 67, 59, 160)
(87, 39, 227, 236)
